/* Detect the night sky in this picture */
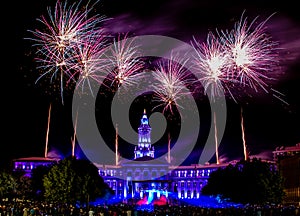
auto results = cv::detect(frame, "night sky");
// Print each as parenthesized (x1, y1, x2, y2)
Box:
(2, 0, 300, 169)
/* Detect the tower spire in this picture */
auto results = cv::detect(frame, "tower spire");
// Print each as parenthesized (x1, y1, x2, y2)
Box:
(134, 109, 154, 159)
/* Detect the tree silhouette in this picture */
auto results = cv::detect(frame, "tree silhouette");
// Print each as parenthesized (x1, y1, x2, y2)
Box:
(43, 156, 113, 205)
(202, 158, 285, 205)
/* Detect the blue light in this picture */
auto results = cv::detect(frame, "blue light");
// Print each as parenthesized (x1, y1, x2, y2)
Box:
(141, 115, 148, 124)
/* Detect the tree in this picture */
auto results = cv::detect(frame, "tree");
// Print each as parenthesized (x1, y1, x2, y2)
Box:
(71, 158, 113, 207)
(31, 164, 53, 200)
(15, 174, 32, 200)
(202, 158, 285, 205)
(0, 171, 18, 200)
(43, 156, 113, 205)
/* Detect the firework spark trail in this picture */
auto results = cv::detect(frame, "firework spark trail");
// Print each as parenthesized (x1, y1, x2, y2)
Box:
(271, 88, 289, 105)
(240, 107, 248, 161)
(104, 33, 145, 92)
(152, 53, 191, 114)
(71, 108, 78, 158)
(213, 111, 220, 164)
(45, 103, 52, 158)
(191, 33, 236, 102)
(27, 0, 108, 103)
(220, 12, 280, 94)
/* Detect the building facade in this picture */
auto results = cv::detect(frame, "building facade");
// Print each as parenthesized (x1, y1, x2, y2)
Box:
(12, 110, 235, 203)
(95, 110, 233, 202)
(273, 143, 300, 206)
(12, 157, 59, 177)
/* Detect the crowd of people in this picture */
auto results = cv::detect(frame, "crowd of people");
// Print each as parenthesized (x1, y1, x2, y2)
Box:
(0, 200, 299, 216)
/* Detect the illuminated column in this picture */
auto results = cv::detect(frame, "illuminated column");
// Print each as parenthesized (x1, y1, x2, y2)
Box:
(124, 183, 127, 198)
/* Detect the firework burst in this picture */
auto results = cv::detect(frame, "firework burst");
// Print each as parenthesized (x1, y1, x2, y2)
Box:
(191, 12, 282, 103)
(152, 53, 191, 114)
(27, 0, 108, 103)
(105, 33, 145, 92)
(220, 12, 280, 94)
(191, 33, 235, 102)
